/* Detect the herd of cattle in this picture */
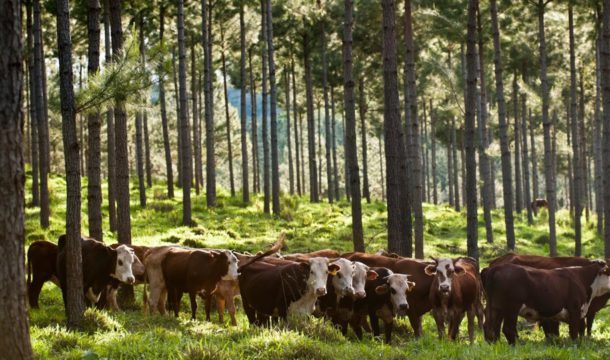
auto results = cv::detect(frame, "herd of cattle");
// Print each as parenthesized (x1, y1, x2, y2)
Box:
(26, 234, 610, 345)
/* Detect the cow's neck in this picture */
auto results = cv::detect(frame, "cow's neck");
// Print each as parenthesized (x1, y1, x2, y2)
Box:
(577, 265, 606, 319)
(288, 290, 318, 316)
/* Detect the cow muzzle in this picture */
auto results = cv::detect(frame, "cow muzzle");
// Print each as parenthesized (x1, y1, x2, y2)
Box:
(126, 276, 135, 285)
(440, 284, 450, 294)
(316, 287, 327, 296)
(397, 303, 409, 316)
(355, 291, 366, 299)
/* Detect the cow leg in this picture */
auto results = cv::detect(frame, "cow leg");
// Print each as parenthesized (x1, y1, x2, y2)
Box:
(501, 310, 519, 345)
(449, 310, 465, 341)
(466, 308, 475, 344)
(225, 296, 237, 326)
(568, 312, 580, 340)
(28, 277, 45, 308)
(215, 296, 226, 324)
(349, 312, 364, 340)
(107, 286, 120, 311)
(189, 292, 198, 320)
(540, 320, 559, 338)
(242, 300, 257, 325)
(203, 293, 212, 322)
(158, 287, 168, 315)
(383, 319, 393, 344)
(432, 308, 446, 340)
(368, 310, 381, 337)
(586, 314, 595, 337)
(408, 314, 423, 337)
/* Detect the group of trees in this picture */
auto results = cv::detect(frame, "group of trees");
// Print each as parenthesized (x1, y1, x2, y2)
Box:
(4, 0, 610, 352)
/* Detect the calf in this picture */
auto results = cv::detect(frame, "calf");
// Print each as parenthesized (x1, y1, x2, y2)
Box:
(27, 240, 59, 308)
(56, 235, 137, 309)
(238, 257, 339, 325)
(341, 252, 434, 336)
(350, 268, 415, 343)
(482, 261, 610, 345)
(531, 198, 548, 215)
(317, 260, 378, 336)
(488, 253, 607, 336)
(425, 257, 482, 342)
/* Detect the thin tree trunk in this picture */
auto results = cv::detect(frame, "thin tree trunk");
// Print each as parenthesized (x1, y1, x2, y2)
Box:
(249, 48, 258, 194)
(79, 65, 84, 177)
(0, 0, 35, 353)
(490, 0, 516, 250)
(430, 99, 438, 205)
(172, 47, 182, 189)
(322, 20, 333, 203)
(26, 2, 40, 207)
(513, 74, 522, 213)
(452, 117, 460, 211)
(178, 0, 192, 225)
(135, 18, 146, 208)
(57, 0, 86, 328)
(331, 86, 340, 200)
(378, 134, 385, 200)
(103, 0, 116, 230)
(260, 1, 270, 212)
(240, 5, 250, 202)
(140, 16, 151, 189)
(522, 97, 533, 225)
(579, 71, 589, 222)
(304, 33, 319, 202)
(358, 78, 370, 203)
(530, 104, 539, 202)
(285, 69, 294, 195)
(317, 104, 323, 195)
(202, 0, 216, 207)
(158, 4, 174, 198)
(266, 0, 280, 213)
(448, 139, 453, 206)
(87, 0, 103, 240)
(191, 41, 201, 195)
(343, 113, 350, 201)
(489, 127, 497, 208)
(595, 20, 604, 235)
(343, 0, 364, 251)
(293, 57, 301, 196)
(300, 110, 307, 195)
(423, 101, 429, 203)
(220, 28, 236, 198)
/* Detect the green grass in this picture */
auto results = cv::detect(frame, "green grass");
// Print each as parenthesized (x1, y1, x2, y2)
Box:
(26, 173, 609, 359)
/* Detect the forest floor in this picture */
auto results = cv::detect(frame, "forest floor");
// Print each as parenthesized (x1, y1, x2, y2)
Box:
(26, 174, 610, 359)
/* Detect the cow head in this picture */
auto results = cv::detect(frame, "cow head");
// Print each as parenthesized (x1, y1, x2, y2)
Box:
(375, 272, 416, 316)
(112, 245, 136, 285)
(328, 258, 355, 299)
(424, 258, 465, 296)
(352, 261, 378, 299)
(221, 250, 240, 280)
(305, 257, 337, 297)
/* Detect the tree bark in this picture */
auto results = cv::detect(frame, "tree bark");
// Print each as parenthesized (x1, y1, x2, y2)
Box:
(322, 20, 334, 203)
(202, 0, 216, 207)
(266, 0, 280, 214)
(220, 27, 236, 198)
(285, 68, 294, 195)
(513, 74, 522, 213)
(523, 99, 533, 225)
(135, 18, 146, 208)
(358, 78, 370, 203)
(305, 32, 319, 202)
(178, 0, 192, 225)
(537, 0, 556, 255)
(0, 0, 35, 354)
(103, 0, 116, 231)
(430, 99, 438, 205)
(172, 47, 182, 189)
(595, 19, 604, 235)
(158, 4, 174, 199)
(331, 86, 340, 199)
(26, 2, 40, 208)
(56, 0, 86, 327)
(530, 104, 539, 202)
(343, 0, 364, 251)
(490, 0, 516, 250)
(260, 1, 270, 212)
(240, 5, 249, 203)
(249, 48, 258, 194)
(451, 117, 460, 211)
(191, 41, 201, 195)
(293, 57, 301, 196)
(602, 0, 610, 256)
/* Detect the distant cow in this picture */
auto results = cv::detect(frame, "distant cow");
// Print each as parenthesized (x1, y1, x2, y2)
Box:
(487, 253, 609, 337)
(56, 235, 137, 309)
(238, 256, 339, 325)
(425, 257, 483, 343)
(482, 260, 610, 345)
(531, 198, 548, 214)
(350, 267, 416, 343)
(27, 240, 59, 308)
(341, 252, 435, 336)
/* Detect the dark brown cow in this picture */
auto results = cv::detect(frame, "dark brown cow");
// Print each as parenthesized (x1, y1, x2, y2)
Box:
(99, 244, 149, 310)
(425, 257, 482, 343)
(531, 198, 548, 214)
(341, 252, 434, 336)
(488, 253, 609, 336)
(482, 261, 610, 345)
(27, 240, 59, 308)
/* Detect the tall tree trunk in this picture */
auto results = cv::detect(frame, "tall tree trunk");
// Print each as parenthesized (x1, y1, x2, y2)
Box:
(0, 0, 35, 354)
(448, 138, 453, 206)
(158, 4, 174, 198)
(522, 98, 533, 225)
(595, 19, 604, 235)
(285, 69, 294, 195)
(382, 0, 410, 257)
(451, 117, 460, 211)
(56, 0, 86, 328)
(202, 0, 216, 207)
(178, 0, 192, 225)
(110, 0, 132, 249)
(26, 2, 40, 208)
(322, 19, 333, 203)
(513, 74, 522, 213)
(568, 2, 583, 256)
(430, 99, 438, 205)
(79, 65, 85, 177)
(33, 0, 49, 228)
(476, 6, 493, 242)
(135, 18, 146, 208)
(86, 0, 103, 240)
(343, 113, 350, 201)
(530, 106, 539, 202)
(240, 5, 249, 203)
(221, 27, 236, 198)
(300, 110, 307, 194)
(266, 0, 280, 214)
(378, 134, 386, 200)
(192, 41, 201, 195)
(140, 16, 151, 189)
(490, 0, 516, 250)
(602, 0, 610, 256)
(317, 104, 323, 195)
(249, 48, 258, 194)
(260, 1, 270, 212)
(172, 47, 182, 189)
(358, 78, 370, 203)
(293, 58, 301, 196)
(343, 0, 364, 251)
(103, 0, 116, 231)
(537, 0, 556, 255)
(404, 0, 423, 258)
(579, 71, 589, 222)
(331, 86, 340, 199)
(465, 0, 479, 260)
(304, 33, 319, 202)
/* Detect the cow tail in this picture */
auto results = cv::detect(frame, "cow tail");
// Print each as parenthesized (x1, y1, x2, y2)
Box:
(238, 233, 285, 272)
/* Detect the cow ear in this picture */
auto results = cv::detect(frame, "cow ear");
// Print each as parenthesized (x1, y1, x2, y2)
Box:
(407, 280, 416, 292)
(375, 284, 389, 295)
(328, 263, 340, 276)
(366, 270, 379, 281)
(454, 265, 466, 276)
(299, 262, 310, 272)
(424, 264, 437, 276)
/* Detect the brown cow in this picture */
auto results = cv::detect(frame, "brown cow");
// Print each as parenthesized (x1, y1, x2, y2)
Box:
(531, 198, 548, 215)
(482, 261, 610, 345)
(425, 257, 482, 343)
(101, 244, 148, 310)
(487, 253, 609, 337)
(27, 240, 59, 308)
(341, 252, 434, 337)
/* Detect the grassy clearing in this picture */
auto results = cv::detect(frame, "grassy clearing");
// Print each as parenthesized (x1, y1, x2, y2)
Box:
(25, 174, 609, 359)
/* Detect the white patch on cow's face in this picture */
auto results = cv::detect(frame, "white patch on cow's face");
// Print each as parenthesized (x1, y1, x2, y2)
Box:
(330, 258, 355, 298)
(308, 257, 330, 297)
(222, 250, 239, 280)
(113, 245, 136, 284)
(386, 274, 413, 316)
(434, 258, 457, 296)
(352, 262, 370, 299)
